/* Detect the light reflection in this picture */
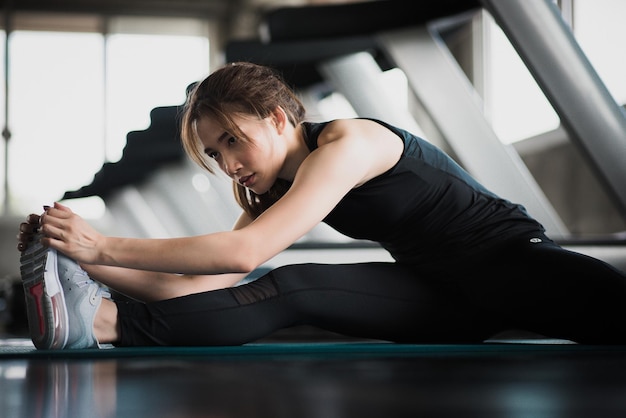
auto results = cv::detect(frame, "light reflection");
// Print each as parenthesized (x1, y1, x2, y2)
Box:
(0, 364, 27, 379)
(191, 173, 211, 193)
(494, 382, 566, 418)
(13, 361, 118, 418)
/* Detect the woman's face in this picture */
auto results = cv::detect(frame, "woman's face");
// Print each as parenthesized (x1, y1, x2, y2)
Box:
(195, 114, 283, 195)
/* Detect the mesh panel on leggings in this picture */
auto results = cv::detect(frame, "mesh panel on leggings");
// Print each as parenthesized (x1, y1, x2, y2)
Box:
(228, 275, 279, 305)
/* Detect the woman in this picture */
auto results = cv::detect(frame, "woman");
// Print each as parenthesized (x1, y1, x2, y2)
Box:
(18, 62, 626, 349)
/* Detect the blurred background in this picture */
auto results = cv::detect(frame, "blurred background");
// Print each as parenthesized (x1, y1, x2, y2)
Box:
(0, 0, 625, 335)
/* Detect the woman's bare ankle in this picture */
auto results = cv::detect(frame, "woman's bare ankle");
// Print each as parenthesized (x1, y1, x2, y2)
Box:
(94, 298, 120, 344)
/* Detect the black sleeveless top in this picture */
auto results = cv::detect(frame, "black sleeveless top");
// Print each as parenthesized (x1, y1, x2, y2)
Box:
(301, 119, 545, 265)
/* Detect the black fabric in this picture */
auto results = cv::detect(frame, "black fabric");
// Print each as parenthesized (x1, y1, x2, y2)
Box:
(115, 237, 626, 346)
(302, 120, 544, 265)
(111, 119, 626, 347)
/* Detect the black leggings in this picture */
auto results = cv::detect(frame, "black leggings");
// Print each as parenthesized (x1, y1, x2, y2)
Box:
(115, 238, 626, 346)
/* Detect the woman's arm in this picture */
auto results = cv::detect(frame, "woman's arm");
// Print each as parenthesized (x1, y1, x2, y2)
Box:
(84, 211, 256, 301)
(40, 119, 403, 275)
(20, 210, 254, 302)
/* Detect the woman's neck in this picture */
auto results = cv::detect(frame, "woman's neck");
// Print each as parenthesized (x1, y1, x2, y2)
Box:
(278, 123, 309, 181)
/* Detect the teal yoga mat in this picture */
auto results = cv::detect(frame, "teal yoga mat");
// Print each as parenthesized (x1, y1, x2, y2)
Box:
(1, 338, 622, 361)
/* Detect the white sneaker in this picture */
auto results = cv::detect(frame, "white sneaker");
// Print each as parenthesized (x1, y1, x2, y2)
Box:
(20, 235, 109, 349)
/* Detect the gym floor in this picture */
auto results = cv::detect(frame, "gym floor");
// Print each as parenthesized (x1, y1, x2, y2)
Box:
(2, 331, 626, 418)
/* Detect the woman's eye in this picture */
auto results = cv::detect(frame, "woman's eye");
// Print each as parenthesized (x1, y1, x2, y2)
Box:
(207, 151, 219, 159)
(227, 137, 236, 146)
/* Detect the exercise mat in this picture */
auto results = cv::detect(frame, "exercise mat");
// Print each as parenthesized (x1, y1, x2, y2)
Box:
(2, 338, 622, 361)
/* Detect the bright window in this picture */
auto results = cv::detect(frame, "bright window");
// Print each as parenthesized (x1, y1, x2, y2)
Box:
(573, 0, 626, 106)
(483, 15, 560, 144)
(483, 1, 626, 144)
(0, 31, 5, 208)
(105, 33, 209, 162)
(4, 18, 210, 217)
(8, 31, 105, 213)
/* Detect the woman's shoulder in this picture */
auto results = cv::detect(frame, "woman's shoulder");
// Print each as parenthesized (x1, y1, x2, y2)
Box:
(314, 118, 402, 145)
(302, 119, 364, 150)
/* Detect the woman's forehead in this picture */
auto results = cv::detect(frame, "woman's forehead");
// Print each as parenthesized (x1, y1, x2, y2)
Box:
(196, 113, 261, 143)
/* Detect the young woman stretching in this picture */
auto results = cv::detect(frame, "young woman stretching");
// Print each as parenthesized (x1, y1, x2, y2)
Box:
(18, 62, 626, 349)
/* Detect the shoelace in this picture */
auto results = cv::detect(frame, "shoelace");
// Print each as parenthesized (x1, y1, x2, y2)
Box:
(70, 267, 112, 300)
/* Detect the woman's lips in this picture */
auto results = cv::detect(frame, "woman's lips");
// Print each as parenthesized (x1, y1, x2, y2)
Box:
(239, 174, 254, 187)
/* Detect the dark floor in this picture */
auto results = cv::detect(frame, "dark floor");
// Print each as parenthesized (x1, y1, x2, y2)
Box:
(2, 336, 626, 418)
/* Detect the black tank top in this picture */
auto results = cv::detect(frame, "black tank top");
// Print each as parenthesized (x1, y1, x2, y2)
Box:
(301, 119, 545, 265)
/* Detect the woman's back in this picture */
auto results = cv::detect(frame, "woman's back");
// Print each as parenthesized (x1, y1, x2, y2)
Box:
(303, 119, 545, 265)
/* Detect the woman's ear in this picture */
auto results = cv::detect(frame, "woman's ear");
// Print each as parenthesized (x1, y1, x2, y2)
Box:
(271, 106, 287, 134)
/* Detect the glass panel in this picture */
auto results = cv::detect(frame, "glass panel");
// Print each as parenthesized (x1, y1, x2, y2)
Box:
(483, 15, 561, 144)
(573, 0, 626, 106)
(0, 30, 5, 210)
(105, 33, 209, 162)
(8, 31, 104, 215)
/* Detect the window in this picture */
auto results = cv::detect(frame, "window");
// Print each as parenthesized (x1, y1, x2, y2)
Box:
(0, 30, 5, 209)
(104, 17, 209, 162)
(8, 31, 105, 213)
(482, 1, 626, 144)
(573, 0, 626, 106)
(482, 14, 560, 144)
(2, 15, 210, 217)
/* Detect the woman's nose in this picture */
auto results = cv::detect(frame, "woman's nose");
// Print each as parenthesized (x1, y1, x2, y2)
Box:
(222, 158, 240, 177)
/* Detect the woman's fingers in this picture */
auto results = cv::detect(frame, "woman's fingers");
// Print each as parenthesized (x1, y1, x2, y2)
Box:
(16, 212, 44, 252)
(19, 219, 39, 234)
(20, 202, 100, 263)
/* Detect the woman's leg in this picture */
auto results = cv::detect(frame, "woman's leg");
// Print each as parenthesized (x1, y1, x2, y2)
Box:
(94, 299, 121, 344)
(114, 262, 502, 346)
(455, 238, 626, 344)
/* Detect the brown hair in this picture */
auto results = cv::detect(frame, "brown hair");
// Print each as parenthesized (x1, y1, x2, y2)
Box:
(181, 62, 306, 219)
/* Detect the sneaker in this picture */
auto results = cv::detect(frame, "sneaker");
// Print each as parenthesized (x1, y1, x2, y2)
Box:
(56, 251, 110, 349)
(20, 235, 109, 349)
(20, 234, 67, 349)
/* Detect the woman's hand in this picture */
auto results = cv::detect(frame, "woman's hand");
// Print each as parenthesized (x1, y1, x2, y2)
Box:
(17, 212, 43, 252)
(39, 202, 105, 264)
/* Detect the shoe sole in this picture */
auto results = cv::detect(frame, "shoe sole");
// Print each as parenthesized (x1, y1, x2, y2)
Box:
(20, 242, 69, 349)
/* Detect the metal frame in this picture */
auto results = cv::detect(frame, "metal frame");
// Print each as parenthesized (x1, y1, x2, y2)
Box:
(318, 52, 425, 138)
(377, 26, 569, 237)
(481, 0, 626, 215)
